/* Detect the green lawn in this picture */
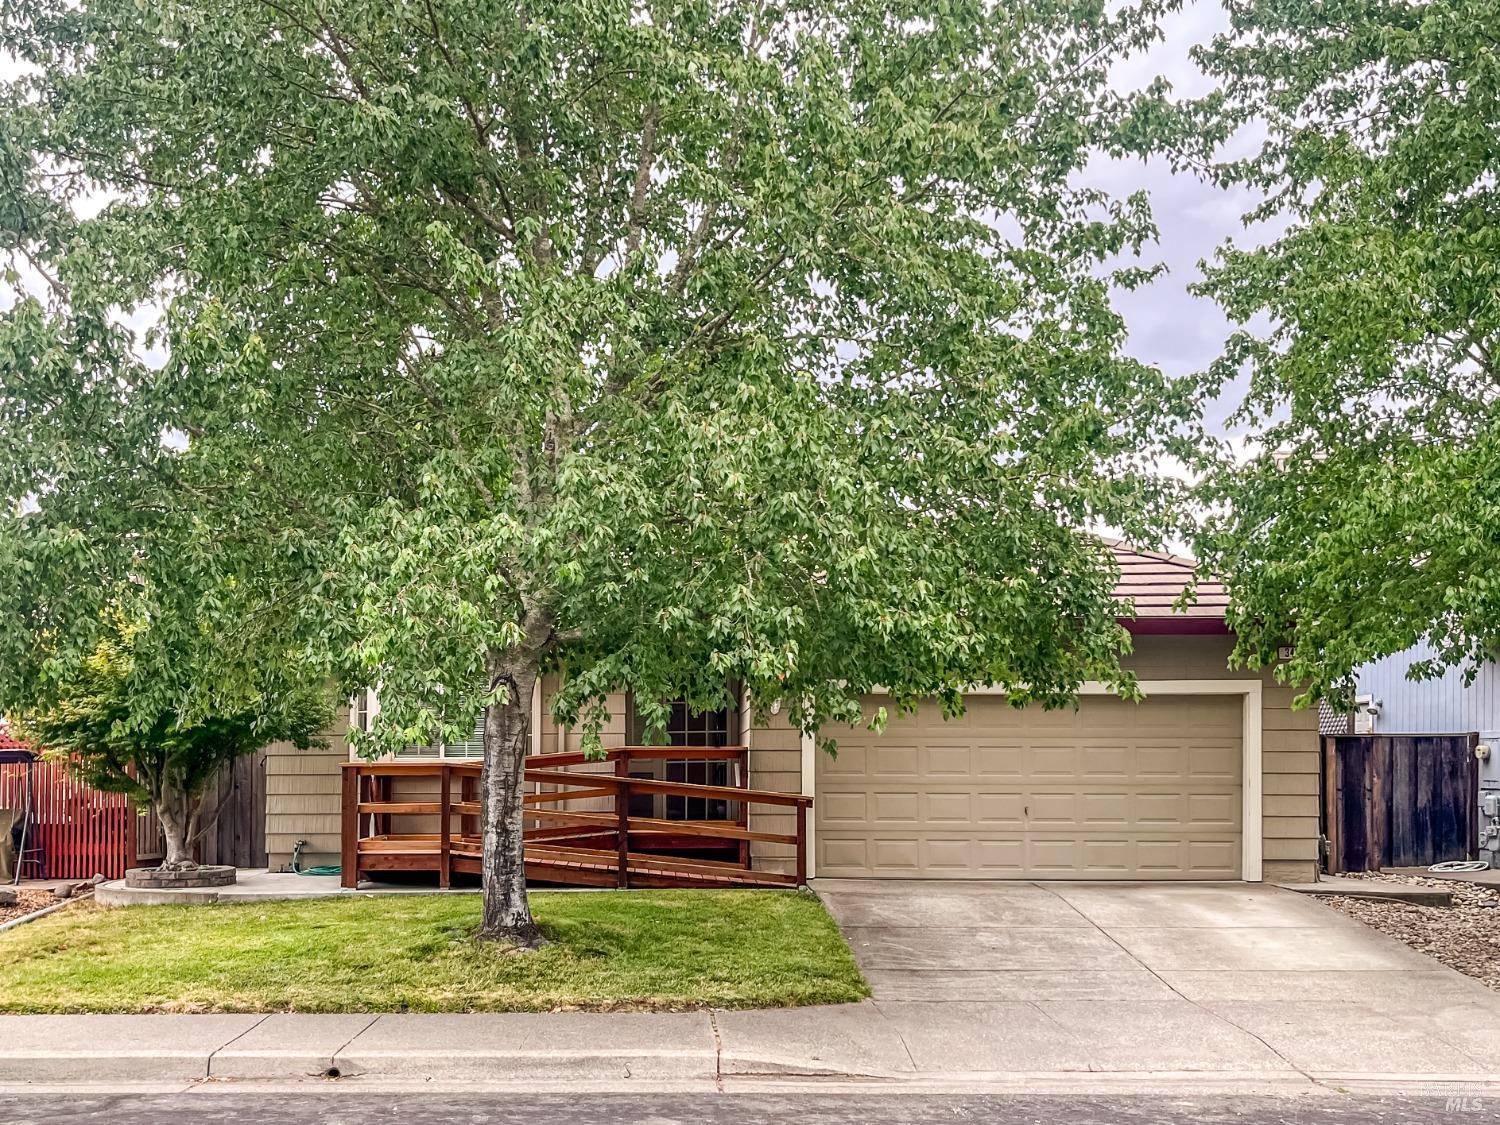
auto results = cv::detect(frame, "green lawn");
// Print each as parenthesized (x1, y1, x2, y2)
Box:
(0, 890, 868, 1013)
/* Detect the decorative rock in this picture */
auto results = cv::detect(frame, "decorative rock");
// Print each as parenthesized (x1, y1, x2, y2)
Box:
(1315, 871, 1500, 991)
(55, 882, 79, 899)
(0, 887, 16, 906)
(125, 865, 237, 890)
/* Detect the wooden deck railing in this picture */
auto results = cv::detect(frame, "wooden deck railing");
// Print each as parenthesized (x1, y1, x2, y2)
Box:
(339, 746, 812, 891)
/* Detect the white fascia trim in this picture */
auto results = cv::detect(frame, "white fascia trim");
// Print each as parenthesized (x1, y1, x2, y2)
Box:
(809, 679, 1265, 884)
(800, 727, 817, 880)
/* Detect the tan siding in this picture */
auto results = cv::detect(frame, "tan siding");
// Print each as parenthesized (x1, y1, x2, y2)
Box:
(1263, 730, 1318, 755)
(1263, 793, 1319, 818)
(1263, 815, 1320, 838)
(1263, 773, 1320, 796)
(747, 706, 803, 875)
(1263, 752, 1319, 776)
(263, 633, 1324, 885)
(1263, 859, 1317, 882)
(264, 708, 350, 870)
(1265, 837, 1318, 861)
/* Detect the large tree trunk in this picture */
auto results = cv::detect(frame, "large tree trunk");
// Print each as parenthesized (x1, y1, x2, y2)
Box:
(478, 650, 544, 947)
(156, 790, 197, 870)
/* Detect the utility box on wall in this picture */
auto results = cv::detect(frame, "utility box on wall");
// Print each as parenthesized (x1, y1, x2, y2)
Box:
(1480, 748, 1500, 866)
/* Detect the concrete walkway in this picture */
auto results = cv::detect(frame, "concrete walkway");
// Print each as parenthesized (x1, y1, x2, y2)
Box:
(3, 881, 1499, 1093)
(93, 869, 483, 906)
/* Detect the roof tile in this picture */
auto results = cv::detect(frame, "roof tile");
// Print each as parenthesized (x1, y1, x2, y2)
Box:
(1108, 540, 1227, 619)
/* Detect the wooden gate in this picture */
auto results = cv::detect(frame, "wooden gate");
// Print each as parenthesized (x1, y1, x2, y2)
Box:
(199, 750, 268, 869)
(1323, 734, 1478, 872)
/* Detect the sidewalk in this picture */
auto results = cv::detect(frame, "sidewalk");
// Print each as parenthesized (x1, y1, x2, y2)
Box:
(3, 1006, 1500, 1095)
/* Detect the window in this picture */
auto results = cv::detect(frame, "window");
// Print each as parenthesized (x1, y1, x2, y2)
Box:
(403, 712, 486, 759)
(627, 696, 739, 821)
(355, 688, 487, 759)
(350, 689, 373, 734)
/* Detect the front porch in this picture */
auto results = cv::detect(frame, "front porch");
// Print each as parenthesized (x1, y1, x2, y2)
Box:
(340, 747, 812, 890)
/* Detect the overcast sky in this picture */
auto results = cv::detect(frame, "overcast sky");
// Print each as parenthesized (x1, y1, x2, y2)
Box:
(1092, 0, 1274, 442)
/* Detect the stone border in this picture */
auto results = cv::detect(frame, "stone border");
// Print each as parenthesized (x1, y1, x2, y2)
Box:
(125, 865, 237, 890)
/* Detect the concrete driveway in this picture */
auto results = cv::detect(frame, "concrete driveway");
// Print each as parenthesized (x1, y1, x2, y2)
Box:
(804, 879, 1500, 1080)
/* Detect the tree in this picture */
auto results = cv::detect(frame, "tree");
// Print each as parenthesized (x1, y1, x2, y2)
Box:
(12, 617, 334, 870)
(1190, 0, 1500, 702)
(1, 0, 1191, 944)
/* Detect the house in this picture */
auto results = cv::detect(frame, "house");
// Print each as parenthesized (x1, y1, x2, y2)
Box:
(264, 543, 1320, 884)
(1355, 644, 1500, 865)
(1357, 643, 1500, 747)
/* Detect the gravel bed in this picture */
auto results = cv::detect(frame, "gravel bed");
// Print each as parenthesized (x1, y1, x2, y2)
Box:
(1315, 871, 1500, 990)
(0, 890, 59, 927)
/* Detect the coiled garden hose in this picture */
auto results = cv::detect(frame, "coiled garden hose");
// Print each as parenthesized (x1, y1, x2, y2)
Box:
(291, 838, 342, 877)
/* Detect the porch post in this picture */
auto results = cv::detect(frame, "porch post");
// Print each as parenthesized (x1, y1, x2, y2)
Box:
(439, 763, 451, 889)
(340, 765, 358, 889)
(615, 756, 630, 888)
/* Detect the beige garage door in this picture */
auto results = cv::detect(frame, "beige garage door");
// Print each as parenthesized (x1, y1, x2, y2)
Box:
(817, 694, 1242, 879)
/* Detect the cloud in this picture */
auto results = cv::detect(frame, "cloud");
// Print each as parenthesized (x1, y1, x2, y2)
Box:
(1087, 1, 1280, 439)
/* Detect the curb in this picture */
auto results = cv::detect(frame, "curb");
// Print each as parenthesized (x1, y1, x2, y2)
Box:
(3, 1056, 1500, 1094)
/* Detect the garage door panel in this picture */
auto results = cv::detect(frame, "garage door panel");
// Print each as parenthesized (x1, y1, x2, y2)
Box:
(1081, 745, 1131, 777)
(821, 837, 870, 870)
(1078, 792, 1130, 825)
(823, 746, 867, 775)
(866, 793, 918, 824)
(974, 793, 1025, 825)
(816, 695, 1242, 880)
(871, 746, 920, 777)
(1193, 746, 1240, 779)
(923, 792, 974, 823)
(1136, 840, 1190, 872)
(923, 746, 973, 775)
(975, 745, 1027, 777)
(871, 838, 922, 870)
(820, 791, 868, 822)
(1187, 792, 1238, 825)
(1023, 744, 1080, 779)
(1189, 840, 1239, 871)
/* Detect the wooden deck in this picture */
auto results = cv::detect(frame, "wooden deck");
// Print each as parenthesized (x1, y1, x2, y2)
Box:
(340, 747, 811, 890)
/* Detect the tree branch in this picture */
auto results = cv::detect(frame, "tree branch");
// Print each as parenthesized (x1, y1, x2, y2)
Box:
(623, 103, 661, 258)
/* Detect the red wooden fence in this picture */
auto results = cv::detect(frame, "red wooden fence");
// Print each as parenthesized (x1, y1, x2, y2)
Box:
(0, 759, 144, 879)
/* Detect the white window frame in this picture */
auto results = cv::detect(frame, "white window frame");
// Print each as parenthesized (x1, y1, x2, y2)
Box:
(347, 687, 486, 760)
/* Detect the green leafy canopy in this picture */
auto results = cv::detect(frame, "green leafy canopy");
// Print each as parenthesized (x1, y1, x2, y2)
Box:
(13, 613, 334, 810)
(1189, 0, 1500, 702)
(1, 0, 1195, 751)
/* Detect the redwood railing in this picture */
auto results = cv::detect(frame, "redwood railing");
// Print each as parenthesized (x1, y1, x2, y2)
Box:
(0, 758, 158, 879)
(340, 746, 811, 890)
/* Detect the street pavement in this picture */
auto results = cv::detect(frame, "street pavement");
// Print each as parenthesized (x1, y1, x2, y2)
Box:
(0, 1091, 1495, 1125)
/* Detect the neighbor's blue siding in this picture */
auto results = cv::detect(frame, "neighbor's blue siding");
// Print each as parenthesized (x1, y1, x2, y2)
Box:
(1356, 642, 1500, 737)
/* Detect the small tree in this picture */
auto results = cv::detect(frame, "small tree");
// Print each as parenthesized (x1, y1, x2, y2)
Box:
(13, 620, 333, 870)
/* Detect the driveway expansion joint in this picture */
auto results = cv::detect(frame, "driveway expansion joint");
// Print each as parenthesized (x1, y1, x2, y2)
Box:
(327, 1015, 380, 1079)
(707, 1010, 724, 1093)
(203, 1015, 272, 1081)
(1034, 881, 1319, 1084)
